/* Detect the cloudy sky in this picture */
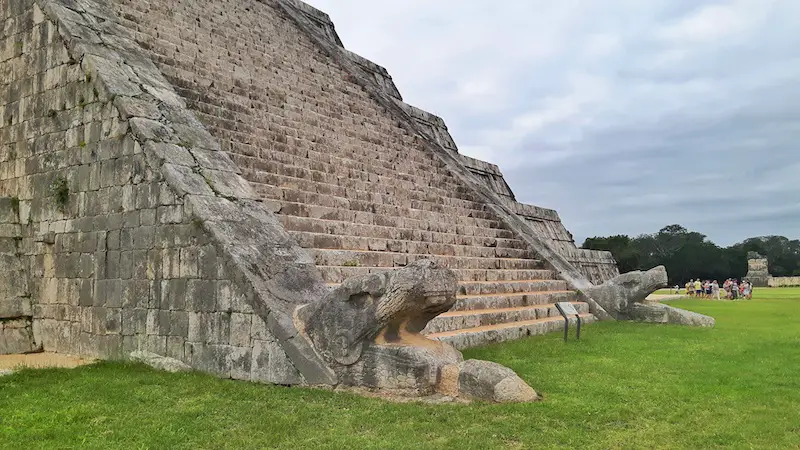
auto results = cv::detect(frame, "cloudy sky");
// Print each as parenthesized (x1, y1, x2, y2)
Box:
(304, 0, 800, 246)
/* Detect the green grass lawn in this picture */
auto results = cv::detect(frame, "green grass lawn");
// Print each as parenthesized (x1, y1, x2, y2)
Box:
(2, 289, 799, 449)
(654, 288, 684, 295)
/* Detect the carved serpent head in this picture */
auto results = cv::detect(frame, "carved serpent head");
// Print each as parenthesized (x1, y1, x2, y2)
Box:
(301, 259, 458, 366)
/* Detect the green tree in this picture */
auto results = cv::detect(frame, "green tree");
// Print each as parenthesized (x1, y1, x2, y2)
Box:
(582, 235, 640, 273)
(581, 225, 797, 284)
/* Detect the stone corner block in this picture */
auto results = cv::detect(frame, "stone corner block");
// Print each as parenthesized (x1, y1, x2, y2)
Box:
(130, 351, 192, 373)
(457, 359, 538, 403)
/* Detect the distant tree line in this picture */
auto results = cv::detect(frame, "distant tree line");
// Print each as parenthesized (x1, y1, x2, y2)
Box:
(581, 224, 800, 285)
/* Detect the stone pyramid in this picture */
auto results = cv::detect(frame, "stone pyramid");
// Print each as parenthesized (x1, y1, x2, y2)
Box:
(2, 0, 677, 398)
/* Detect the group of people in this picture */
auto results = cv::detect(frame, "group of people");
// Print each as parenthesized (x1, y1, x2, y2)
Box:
(675, 279, 754, 300)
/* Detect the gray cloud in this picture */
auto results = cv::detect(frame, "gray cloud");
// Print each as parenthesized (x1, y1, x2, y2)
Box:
(305, 0, 800, 246)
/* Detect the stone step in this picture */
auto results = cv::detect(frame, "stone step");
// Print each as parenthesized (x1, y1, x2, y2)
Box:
(318, 266, 557, 284)
(311, 249, 543, 271)
(301, 238, 536, 260)
(277, 201, 509, 234)
(323, 274, 566, 292)
(269, 184, 498, 222)
(238, 155, 479, 207)
(282, 215, 518, 243)
(322, 269, 556, 287)
(247, 170, 484, 217)
(453, 290, 578, 311)
(236, 144, 465, 189)
(424, 302, 589, 334)
(290, 231, 530, 254)
(427, 314, 596, 350)
(453, 268, 553, 282)
(459, 279, 570, 296)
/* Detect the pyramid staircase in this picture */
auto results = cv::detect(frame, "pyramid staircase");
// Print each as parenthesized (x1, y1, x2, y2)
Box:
(246, 157, 594, 349)
(105, 0, 596, 350)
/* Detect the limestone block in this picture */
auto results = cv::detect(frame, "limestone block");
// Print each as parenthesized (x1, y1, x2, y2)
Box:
(199, 169, 257, 200)
(0, 297, 33, 319)
(82, 55, 142, 97)
(144, 142, 196, 168)
(229, 346, 252, 381)
(185, 342, 233, 377)
(113, 96, 161, 120)
(163, 336, 183, 360)
(130, 350, 192, 373)
(190, 149, 240, 174)
(230, 313, 252, 347)
(457, 359, 538, 403)
(0, 318, 37, 354)
(171, 123, 220, 152)
(250, 339, 304, 385)
(129, 118, 174, 143)
(161, 164, 215, 197)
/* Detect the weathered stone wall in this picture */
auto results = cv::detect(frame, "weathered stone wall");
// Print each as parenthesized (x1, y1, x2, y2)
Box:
(0, 0, 335, 384)
(0, 197, 35, 354)
(768, 277, 800, 287)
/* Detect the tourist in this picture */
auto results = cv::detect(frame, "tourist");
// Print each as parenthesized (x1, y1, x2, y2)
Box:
(686, 280, 694, 297)
(705, 280, 712, 299)
(743, 282, 752, 300)
(731, 280, 739, 300)
(712, 280, 720, 300)
(694, 279, 702, 297)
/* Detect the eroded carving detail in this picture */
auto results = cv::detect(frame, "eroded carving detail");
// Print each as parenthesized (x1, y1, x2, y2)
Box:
(295, 260, 537, 401)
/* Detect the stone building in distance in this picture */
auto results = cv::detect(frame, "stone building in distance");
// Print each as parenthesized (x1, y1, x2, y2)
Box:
(744, 252, 772, 287)
(3, 0, 681, 399)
